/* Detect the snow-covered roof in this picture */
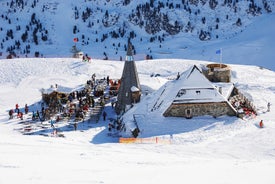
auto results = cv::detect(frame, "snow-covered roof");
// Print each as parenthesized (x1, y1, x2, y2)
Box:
(172, 65, 232, 103)
(131, 86, 140, 92)
(147, 65, 235, 113)
(43, 85, 74, 94)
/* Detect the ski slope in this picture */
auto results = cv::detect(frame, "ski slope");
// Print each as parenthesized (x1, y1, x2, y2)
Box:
(0, 57, 275, 184)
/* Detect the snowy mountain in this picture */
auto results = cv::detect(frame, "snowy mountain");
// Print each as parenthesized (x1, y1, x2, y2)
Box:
(0, 57, 275, 184)
(0, 0, 275, 70)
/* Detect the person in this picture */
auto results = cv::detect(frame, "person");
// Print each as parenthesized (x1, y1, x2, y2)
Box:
(176, 72, 180, 80)
(267, 102, 271, 112)
(9, 109, 14, 119)
(259, 120, 264, 128)
(108, 123, 112, 132)
(24, 104, 29, 114)
(56, 115, 60, 122)
(103, 111, 107, 121)
(32, 111, 36, 121)
(92, 73, 96, 83)
(53, 129, 57, 136)
(15, 104, 19, 113)
(36, 110, 40, 121)
(17, 111, 23, 120)
(73, 122, 77, 131)
(41, 107, 45, 119)
(106, 75, 109, 86)
(50, 119, 55, 128)
(91, 98, 95, 108)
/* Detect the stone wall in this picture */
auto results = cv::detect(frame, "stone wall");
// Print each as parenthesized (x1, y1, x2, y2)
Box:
(202, 63, 231, 82)
(163, 102, 236, 118)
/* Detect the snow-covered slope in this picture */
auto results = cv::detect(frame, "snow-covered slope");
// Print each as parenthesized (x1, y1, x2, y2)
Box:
(0, 57, 275, 183)
(0, 0, 274, 70)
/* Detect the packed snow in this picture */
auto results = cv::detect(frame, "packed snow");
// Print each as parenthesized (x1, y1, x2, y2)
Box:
(0, 56, 275, 184)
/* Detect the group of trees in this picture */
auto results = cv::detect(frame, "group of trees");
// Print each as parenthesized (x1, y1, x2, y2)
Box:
(0, 0, 49, 58)
(0, 0, 273, 59)
(70, 0, 273, 58)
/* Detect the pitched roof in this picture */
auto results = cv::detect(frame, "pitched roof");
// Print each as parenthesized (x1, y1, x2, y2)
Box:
(115, 42, 141, 114)
(150, 65, 234, 112)
(125, 41, 134, 62)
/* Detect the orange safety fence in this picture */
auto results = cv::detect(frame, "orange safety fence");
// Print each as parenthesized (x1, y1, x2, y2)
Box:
(119, 137, 172, 144)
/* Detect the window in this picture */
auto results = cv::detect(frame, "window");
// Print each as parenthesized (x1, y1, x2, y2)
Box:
(176, 89, 186, 97)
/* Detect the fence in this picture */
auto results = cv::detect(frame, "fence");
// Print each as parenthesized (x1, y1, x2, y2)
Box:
(119, 137, 172, 144)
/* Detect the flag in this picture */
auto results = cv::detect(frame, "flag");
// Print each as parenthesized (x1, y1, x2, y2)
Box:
(73, 37, 78, 42)
(216, 49, 221, 54)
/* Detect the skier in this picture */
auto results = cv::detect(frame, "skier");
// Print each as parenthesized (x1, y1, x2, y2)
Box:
(259, 120, 264, 128)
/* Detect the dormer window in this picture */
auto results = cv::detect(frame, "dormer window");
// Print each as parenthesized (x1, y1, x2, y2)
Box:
(176, 89, 186, 97)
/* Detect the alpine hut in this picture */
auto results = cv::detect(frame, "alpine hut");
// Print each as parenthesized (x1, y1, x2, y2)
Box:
(162, 65, 237, 118)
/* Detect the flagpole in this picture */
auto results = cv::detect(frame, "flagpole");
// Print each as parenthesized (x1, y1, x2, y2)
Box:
(220, 48, 222, 68)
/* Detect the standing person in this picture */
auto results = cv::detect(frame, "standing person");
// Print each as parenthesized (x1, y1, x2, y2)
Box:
(106, 76, 109, 86)
(102, 111, 107, 121)
(74, 122, 77, 131)
(92, 73, 96, 84)
(50, 119, 54, 128)
(267, 102, 271, 112)
(108, 123, 112, 132)
(259, 120, 264, 128)
(41, 107, 45, 119)
(15, 104, 19, 113)
(8, 109, 14, 119)
(32, 111, 36, 121)
(24, 104, 29, 114)
(176, 72, 180, 80)
(91, 97, 95, 108)
(36, 110, 40, 120)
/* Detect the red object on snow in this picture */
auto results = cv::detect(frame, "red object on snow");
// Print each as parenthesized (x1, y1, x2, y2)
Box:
(73, 38, 78, 42)
(259, 120, 264, 128)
